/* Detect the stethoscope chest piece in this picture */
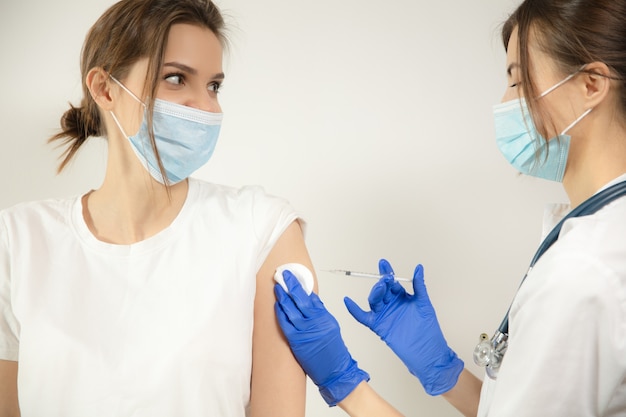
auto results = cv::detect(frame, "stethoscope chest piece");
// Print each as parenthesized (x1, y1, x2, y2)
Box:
(473, 331, 508, 380)
(473, 333, 491, 367)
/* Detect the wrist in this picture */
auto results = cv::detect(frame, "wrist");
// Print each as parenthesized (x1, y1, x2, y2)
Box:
(318, 360, 370, 406)
(338, 380, 405, 417)
(419, 351, 464, 396)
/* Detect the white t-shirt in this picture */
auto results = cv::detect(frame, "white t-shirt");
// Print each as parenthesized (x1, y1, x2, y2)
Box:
(0, 178, 300, 417)
(477, 173, 626, 416)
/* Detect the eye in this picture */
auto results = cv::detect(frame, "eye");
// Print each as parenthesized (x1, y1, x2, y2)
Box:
(509, 81, 522, 88)
(164, 73, 185, 86)
(208, 82, 222, 93)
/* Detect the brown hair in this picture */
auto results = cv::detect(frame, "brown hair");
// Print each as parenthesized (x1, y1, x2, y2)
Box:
(49, 0, 227, 179)
(502, 0, 626, 141)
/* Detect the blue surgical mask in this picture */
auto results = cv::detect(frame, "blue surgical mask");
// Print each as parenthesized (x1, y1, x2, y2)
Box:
(109, 76, 223, 185)
(493, 68, 592, 182)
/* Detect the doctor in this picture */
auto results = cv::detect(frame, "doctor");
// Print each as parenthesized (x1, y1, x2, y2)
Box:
(275, 0, 626, 416)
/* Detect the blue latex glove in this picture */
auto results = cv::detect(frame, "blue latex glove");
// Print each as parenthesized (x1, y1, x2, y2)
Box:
(274, 270, 370, 406)
(344, 259, 464, 396)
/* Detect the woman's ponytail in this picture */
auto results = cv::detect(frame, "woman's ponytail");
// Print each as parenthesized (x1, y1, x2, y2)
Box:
(48, 98, 102, 173)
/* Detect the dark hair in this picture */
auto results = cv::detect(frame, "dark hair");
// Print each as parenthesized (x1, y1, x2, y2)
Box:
(502, 0, 626, 140)
(49, 0, 227, 178)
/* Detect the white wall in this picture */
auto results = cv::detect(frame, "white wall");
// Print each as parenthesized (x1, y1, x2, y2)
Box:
(0, 1, 568, 415)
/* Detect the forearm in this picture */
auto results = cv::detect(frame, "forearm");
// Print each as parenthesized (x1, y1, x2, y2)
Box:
(441, 369, 482, 417)
(338, 381, 404, 417)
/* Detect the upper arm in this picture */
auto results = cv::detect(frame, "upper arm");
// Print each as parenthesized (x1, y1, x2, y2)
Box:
(0, 359, 19, 417)
(249, 220, 317, 417)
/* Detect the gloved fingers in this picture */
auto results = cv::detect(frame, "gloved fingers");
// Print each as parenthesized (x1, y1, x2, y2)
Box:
(274, 284, 308, 330)
(367, 276, 391, 312)
(389, 279, 406, 295)
(412, 264, 430, 302)
(281, 270, 333, 321)
(274, 279, 292, 305)
(282, 270, 315, 311)
(344, 296, 373, 328)
(382, 279, 397, 304)
(378, 258, 395, 276)
(371, 275, 403, 305)
(274, 301, 296, 336)
(379, 258, 409, 297)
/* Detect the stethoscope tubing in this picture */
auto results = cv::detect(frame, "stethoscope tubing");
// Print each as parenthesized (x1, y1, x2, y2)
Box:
(498, 180, 626, 335)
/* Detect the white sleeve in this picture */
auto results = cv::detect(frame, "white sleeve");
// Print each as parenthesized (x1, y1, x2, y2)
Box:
(486, 250, 626, 416)
(246, 187, 302, 272)
(0, 213, 19, 361)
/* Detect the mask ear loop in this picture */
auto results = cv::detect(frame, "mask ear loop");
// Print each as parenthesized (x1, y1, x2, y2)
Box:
(109, 111, 131, 139)
(538, 64, 588, 98)
(561, 108, 593, 136)
(107, 74, 147, 139)
(536, 64, 592, 136)
(109, 74, 147, 107)
(107, 74, 168, 184)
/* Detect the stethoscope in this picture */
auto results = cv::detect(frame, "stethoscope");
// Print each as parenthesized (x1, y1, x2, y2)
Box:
(473, 180, 626, 380)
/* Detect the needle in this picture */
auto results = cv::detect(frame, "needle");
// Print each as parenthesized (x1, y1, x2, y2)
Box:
(323, 269, 411, 282)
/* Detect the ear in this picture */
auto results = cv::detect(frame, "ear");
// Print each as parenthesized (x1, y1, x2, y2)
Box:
(580, 61, 612, 109)
(86, 67, 115, 111)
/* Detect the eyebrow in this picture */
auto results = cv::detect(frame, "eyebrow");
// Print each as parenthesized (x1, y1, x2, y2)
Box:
(163, 61, 225, 80)
(507, 63, 520, 77)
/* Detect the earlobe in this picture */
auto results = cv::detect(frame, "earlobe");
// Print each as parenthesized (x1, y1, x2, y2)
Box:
(86, 67, 114, 110)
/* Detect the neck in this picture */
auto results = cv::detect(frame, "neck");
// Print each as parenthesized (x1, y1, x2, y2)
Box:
(562, 114, 626, 207)
(84, 171, 189, 245)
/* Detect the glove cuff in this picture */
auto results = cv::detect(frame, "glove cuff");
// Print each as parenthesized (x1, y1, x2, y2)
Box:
(419, 350, 465, 396)
(318, 360, 370, 407)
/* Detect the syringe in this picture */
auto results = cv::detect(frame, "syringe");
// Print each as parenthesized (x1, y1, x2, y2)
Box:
(324, 269, 411, 282)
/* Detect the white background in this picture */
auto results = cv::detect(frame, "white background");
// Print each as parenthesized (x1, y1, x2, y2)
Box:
(0, 1, 568, 415)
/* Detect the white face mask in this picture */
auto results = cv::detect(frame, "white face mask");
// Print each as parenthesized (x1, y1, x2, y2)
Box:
(109, 75, 223, 185)
(493, 66, 592, 182)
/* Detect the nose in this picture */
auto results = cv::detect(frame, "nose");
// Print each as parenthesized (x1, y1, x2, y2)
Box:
(186, 90, 221, 113)
(501, 89, 516, 103)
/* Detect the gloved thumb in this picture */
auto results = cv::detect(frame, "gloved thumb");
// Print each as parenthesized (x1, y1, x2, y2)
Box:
(344, 296, 372, 328)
